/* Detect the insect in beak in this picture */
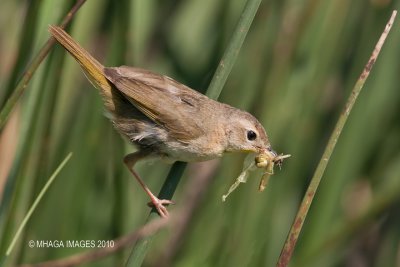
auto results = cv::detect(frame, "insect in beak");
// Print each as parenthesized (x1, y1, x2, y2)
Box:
(222, 150, 290, 201)
(255, 150, 291, 191)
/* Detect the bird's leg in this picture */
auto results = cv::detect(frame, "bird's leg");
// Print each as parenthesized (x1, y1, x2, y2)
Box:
(124, 152, 174, 218)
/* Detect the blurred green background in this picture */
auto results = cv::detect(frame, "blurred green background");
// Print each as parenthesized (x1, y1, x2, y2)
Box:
(1, 0, 400, 266)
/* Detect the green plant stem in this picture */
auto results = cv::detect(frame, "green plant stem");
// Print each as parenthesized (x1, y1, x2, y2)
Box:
(0, 0, 87, 131)
(126, 0, 263, 266)
(206, 0, 262, 100)
(276, 10, 397, 267)
(4, 153, 72, 258)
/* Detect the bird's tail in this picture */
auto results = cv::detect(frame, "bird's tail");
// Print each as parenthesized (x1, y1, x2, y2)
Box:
(49, 26, 116, 110)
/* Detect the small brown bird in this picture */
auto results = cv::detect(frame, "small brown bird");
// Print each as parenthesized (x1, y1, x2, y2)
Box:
(49, 26, 283, 217)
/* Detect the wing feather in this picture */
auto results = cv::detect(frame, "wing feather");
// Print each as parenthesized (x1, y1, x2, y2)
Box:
(104, 67, 206, 142)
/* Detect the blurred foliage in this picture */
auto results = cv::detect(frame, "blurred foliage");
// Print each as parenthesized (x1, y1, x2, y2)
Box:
(0, 0, 400, 267)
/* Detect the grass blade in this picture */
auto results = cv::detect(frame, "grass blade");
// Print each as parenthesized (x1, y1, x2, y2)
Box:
(2, 153, 72, 261)
(205, 0, 262, 100)
(0, 0, 87, 131)
(276, 10, 397, 267)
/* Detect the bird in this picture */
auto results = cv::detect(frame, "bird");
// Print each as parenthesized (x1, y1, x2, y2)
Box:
(49, 25, 279, 218)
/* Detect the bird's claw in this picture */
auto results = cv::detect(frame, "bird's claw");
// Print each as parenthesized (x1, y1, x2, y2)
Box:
(147, 198, 175, 218)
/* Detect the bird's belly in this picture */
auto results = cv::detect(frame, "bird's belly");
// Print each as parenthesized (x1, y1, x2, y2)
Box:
(159, 140, 225, 163)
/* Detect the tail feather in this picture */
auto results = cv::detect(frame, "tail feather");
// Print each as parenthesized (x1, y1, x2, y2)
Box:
(49, 25, 116, 110)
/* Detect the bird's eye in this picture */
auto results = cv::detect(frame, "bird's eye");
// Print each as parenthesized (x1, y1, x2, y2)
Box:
(247, 130, 257, 141)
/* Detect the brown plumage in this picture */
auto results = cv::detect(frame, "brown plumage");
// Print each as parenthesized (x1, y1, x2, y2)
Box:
(49, 26, 276, 217)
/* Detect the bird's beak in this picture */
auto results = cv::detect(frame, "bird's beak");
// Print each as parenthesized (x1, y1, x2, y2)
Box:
(260, 146, 277, 158)
(268, 147, 278, 157)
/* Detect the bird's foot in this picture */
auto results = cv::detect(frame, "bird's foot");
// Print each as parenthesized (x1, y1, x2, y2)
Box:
(147, 198, 174, 218)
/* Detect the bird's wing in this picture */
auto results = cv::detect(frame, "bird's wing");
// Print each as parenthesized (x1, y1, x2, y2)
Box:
(104, 66, 207, 142)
